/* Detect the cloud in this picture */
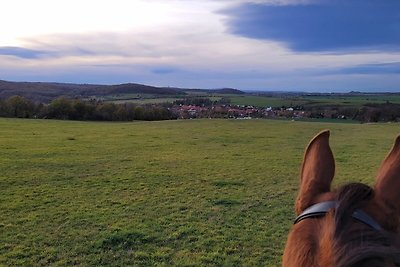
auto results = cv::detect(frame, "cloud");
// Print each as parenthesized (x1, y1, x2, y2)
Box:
(0, 46, 51, 59)
(1, 0, 400, 91)
(216, 0, 315, 5)
(3, 27, 400, 91)
(330, 62, 400, 75)
(223, 0, 400, 52)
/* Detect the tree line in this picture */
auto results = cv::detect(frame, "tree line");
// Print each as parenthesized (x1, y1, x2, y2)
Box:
(1, 95, 400, 123)
(173, 97, 231, 106)
(305, 103, 400, 122)
(0, 96, 177, 121)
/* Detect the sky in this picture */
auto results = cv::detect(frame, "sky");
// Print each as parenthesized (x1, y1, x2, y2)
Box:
(1, 0, 399, 92)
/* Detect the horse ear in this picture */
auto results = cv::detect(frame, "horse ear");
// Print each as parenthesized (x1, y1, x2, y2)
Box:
(296, 130, 335, 215)
(374, 135, 400, 219)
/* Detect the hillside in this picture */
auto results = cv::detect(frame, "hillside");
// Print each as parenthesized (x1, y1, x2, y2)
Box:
(185, 88, 245, 95)
(0, 80, 185, 102)
(0, 80, 245, 102)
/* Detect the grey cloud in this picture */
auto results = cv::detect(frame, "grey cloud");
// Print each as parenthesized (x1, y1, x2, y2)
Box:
(0, 46, 50, 59)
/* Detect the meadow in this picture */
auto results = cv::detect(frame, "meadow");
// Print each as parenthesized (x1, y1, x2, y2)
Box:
(230, 94, 400, 108)
(102, 92, 400, 109)
(1, 118, 399, 266)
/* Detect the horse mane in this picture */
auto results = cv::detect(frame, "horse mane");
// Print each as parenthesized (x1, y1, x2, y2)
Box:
(333, 183, 400, 267)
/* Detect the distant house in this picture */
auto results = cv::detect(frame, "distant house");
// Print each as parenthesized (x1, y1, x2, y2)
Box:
(228, 108, 243, 118)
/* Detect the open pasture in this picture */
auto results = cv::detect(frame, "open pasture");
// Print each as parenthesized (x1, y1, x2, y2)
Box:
(230, 94, 400, 108)
(0, 118, 399, 266)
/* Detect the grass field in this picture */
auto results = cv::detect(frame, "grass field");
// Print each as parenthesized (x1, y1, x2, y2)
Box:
(95, 92, 400, 108)
(1, 118, 399, 266)
(230, 95, 400, 108)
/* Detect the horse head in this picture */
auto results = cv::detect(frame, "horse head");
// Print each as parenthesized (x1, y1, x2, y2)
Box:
(282, 130, 400, 267)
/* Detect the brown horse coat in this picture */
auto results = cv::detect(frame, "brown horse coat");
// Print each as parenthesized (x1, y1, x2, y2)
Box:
(282, 131, 400, 267)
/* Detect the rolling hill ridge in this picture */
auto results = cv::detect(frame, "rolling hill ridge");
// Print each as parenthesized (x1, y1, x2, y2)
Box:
(0, 80, 245, 102)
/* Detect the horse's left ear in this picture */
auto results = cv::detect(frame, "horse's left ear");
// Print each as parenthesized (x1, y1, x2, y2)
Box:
(296, 130, 335, 215)
(373, 135, 400, 228)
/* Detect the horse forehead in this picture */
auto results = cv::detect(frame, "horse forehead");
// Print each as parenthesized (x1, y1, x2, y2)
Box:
(283, 220, 336, 267)
(316, 192, 335, 203)
(296, 192, 335, 216)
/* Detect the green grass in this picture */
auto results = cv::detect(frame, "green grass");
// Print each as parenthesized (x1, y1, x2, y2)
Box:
(110, 96, 223, 105)
(230, 96, 305, 107)
(102, 92, 225, 104)
(230, 95, 400, 108)
(98, 93, 182, 104)
(110, 98, 184, 104)
(1, 118, 399, 266)
(99, 93, 400, 107)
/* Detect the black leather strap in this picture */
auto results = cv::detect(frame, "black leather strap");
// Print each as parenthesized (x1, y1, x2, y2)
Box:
(352, 209, 382, 231)
(294, 201, 336, 224)
(294, 201, 382, 231)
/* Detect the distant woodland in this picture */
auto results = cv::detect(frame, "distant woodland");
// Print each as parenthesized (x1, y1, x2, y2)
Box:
(1, 80, 400, 123)
(0, 96, 177, 121)
(2, 95, 400, 123)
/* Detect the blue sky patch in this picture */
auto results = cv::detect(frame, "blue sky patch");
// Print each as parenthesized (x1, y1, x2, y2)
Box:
(223, 0, 400, 52)
(333, 62, 400, 75)
(151, 67, 177, 75)
(0, 46, 48, 59)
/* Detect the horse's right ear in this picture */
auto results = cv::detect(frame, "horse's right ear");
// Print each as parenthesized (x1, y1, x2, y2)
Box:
(296, 130, 335, 215)
(373, 135, 400, 230)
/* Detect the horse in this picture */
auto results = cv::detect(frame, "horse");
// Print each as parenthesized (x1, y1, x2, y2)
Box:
(282, 130, 400, 267)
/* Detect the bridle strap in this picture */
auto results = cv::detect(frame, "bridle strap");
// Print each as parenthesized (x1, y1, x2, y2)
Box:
(294, 201, 382, 231)
(294, 201, 336, 224)
(352, 209, 382, 231)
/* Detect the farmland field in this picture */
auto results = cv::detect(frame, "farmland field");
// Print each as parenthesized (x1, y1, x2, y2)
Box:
(1, 118, 399, 266)
(230, 94, 400, 108)
(102, 94, 400, 108)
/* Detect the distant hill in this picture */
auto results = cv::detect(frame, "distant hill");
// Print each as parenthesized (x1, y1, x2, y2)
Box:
(185, 88, 246, 95)
(0, 80, 245, 102)
(0, 80, 186, 102)
(211, 88, 246, 94)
